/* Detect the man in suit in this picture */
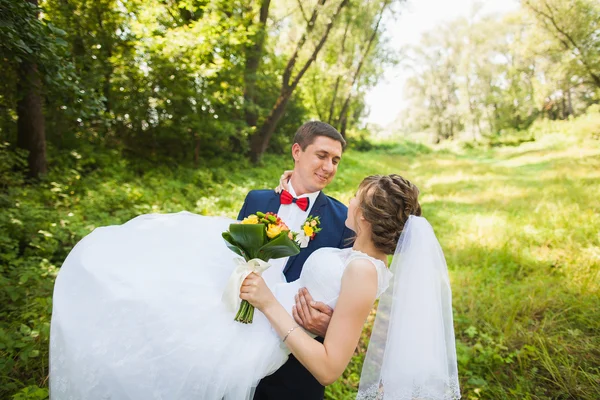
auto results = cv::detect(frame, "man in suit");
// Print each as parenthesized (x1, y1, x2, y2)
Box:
(237, 121, 354, 400)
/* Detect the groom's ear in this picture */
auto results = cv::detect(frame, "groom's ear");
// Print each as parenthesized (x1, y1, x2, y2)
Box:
(291, 143, 303, 163)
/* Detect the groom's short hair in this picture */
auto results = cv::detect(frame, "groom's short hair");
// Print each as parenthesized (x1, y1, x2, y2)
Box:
(293, 121, 347, 150)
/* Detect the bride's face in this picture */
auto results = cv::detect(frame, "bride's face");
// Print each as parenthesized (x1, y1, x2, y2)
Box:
(345, 191, 362, 231)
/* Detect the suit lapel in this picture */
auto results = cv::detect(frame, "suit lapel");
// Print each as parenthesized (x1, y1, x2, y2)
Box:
(265, 191, 281, 214)
(283, 192, 329, 276)
(307, 191, 328, 220)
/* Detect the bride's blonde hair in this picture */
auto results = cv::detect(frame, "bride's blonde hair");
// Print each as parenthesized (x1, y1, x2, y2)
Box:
(357, 174, 421, 254)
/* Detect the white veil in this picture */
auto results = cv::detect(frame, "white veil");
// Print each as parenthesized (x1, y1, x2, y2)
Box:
(357, 216, 460, 400)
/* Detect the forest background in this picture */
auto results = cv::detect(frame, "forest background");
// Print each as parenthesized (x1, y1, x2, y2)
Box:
(1, 0, 599, 398)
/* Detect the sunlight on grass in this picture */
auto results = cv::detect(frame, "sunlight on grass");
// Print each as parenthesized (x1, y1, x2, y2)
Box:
(497, 147, 600, 168)
(325, 131, 600, 399)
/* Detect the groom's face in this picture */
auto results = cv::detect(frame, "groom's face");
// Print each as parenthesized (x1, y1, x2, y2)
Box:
(292, 136, 343, 193)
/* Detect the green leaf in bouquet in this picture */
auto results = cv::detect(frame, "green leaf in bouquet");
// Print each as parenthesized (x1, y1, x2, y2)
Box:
(257, 232, 300, 261)
(228, 223, 267, 259)
(222, 232, 247, 259)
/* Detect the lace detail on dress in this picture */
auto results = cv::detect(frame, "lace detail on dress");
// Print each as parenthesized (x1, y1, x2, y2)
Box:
(356, 376, 461, 400)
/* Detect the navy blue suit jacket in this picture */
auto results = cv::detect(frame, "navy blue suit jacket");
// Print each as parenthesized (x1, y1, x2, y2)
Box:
(237, 189, 354, 400)
(237, 190, 354, 282)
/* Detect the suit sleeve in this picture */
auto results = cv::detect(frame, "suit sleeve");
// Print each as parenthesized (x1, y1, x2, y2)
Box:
(338, 226, 355, 249)
(237, 193, 251, 221)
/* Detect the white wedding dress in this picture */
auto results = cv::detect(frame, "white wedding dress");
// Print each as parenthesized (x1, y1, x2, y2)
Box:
(50, 211, 392, 400)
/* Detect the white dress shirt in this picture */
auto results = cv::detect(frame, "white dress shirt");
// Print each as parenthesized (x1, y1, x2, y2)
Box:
(269, 182, 320, 275)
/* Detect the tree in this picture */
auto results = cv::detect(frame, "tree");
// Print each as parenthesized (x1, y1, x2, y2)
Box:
(249, 0, 350, 163)
(2, 0, 400, 166)
(294, 0, 399, 138)
(404, 23, 463, 142)
(336, 0, 393, 137)
(17, 43, 47, 178)
(399, 7, 588, 142)
(1, 0, 47, 177)
(44, 0, 126, 128)
(243, 0, 271, 128)
(523, 0, 600, 89)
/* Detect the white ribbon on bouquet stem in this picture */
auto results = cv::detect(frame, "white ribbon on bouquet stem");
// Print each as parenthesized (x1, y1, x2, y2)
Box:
(222, 258, 271, 313)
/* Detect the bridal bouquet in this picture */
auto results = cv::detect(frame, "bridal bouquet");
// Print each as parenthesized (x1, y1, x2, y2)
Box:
(222, 212, 300, 323)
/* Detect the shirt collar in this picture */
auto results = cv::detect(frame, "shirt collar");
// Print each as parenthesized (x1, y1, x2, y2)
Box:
(288, 181, 320, 205)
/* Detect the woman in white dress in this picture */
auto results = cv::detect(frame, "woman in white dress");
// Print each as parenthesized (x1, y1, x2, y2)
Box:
(50, 174, 460, 400)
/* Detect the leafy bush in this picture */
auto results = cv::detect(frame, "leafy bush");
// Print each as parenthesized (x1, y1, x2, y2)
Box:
(348, 134, 432, 156)
(0, 144, 289, 398)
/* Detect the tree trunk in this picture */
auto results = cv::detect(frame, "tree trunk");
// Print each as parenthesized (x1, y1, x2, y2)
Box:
(96, 7, 114, 116)
(249, 91, 292, 162)
(339, 107, 348, 138)
(249, 0, 349, 163)
(336, 0, 389, 130)
(193, 131, 200, 167)
(328, 76, 342, 125)
(17, 0, 47, 178)
(310, 75, 325, 120)
(327, 15, 351, 124)
(567, 87, 574, 117)
(435, 120, 442, 144)
(244, 0, 271, 127)
(103, 55, 112, 114)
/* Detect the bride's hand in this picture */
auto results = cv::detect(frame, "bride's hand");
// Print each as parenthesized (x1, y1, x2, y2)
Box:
(240, 272, 276, 311)
(275, 170, 293, 194)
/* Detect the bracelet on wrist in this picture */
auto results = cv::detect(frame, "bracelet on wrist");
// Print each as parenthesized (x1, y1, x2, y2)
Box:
(282, 324, 300, 343)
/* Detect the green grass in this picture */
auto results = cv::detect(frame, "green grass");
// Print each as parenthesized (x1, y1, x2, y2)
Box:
(326, 113, 600, 399)
(1, 111, 599, 399)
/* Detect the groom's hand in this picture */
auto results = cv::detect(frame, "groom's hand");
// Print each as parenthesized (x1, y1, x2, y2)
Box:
(292, 288, 333, 337)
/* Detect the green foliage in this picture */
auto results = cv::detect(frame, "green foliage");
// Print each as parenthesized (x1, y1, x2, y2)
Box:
(1, 0, 397, 164)
(347, 130, 432, 155)
(0, 0, 64, 64)
(300, 0, 398, 132)
(11, 386, 49, 400)
(461, 105, 600, 150)
(398, 1, 600, 143)
(487, 129, 536, 148)
(0, 0, 102, 144)
(524, 0, 600, 96)
(0, 141, 288, 398)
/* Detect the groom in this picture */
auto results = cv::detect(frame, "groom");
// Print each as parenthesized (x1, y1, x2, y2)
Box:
(237, 121, 354, 400)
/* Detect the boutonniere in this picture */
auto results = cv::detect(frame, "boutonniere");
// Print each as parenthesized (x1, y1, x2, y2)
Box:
(296, 216, 322, 248)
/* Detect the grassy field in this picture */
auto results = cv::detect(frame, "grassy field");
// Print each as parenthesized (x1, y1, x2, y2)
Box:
(1, 112, 599, 399)
(325, 117, 600, 399)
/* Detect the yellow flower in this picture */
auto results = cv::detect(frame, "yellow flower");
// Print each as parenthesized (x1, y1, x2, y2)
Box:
(241, 215, 259, 224)
(303, 224, 314, 237)
(266, 224, 282, 239)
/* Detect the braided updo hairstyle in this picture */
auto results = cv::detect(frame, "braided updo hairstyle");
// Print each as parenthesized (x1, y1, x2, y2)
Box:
(357, 174, 422, 254)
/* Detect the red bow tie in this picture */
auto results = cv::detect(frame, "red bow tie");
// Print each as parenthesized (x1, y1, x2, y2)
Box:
(280, 190, 309, 211)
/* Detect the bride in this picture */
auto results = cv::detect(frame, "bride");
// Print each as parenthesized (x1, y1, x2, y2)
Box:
(50, 174, 460, 400)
